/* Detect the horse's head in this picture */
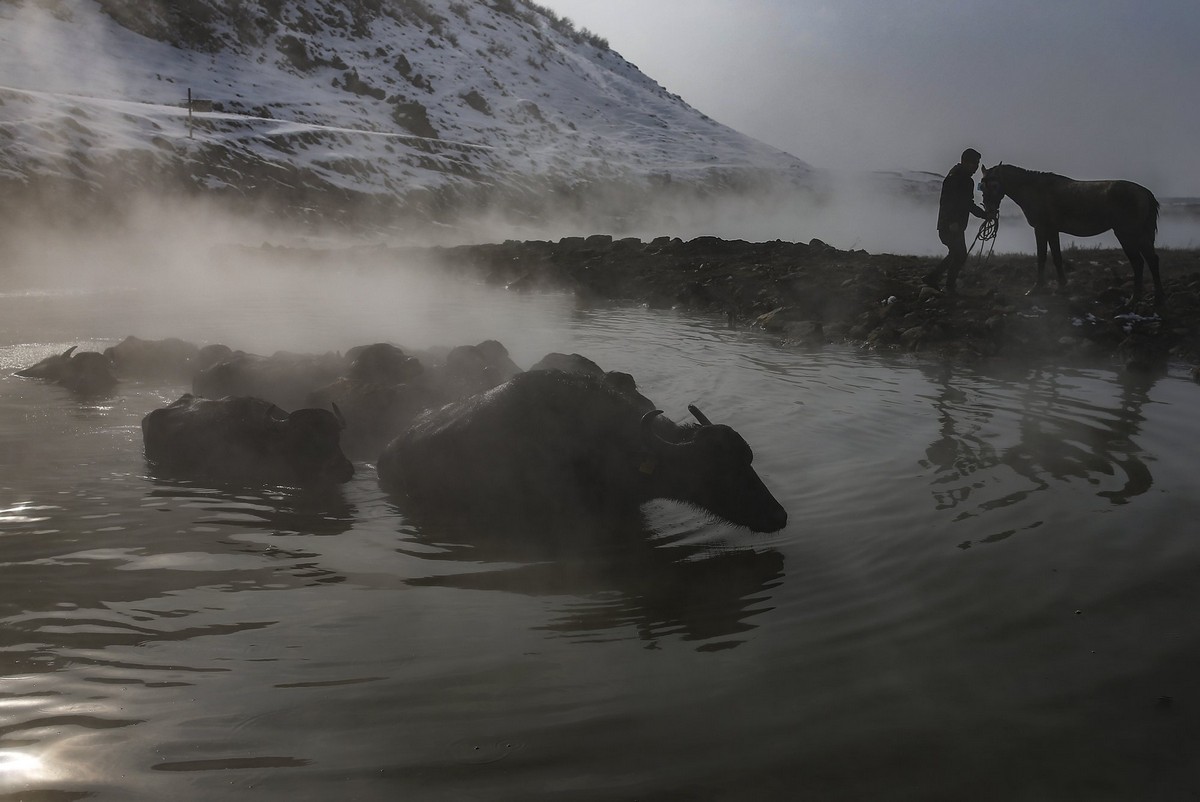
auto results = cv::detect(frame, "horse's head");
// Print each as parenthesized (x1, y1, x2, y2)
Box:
(980, 163, 1005, 214)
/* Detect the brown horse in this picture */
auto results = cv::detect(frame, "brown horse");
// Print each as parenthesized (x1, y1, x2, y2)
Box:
(979, 164, 1163, 305)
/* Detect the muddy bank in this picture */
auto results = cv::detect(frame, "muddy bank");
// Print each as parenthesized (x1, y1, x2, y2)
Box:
(420, 235, 1200, 373)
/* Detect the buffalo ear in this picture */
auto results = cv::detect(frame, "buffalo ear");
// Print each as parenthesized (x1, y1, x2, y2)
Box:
(265, 404, 288, 426)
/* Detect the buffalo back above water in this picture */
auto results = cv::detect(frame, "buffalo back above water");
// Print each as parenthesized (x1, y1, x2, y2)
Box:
(307, 376, 443, 460)
(529, 352, 656, 411)
(104, 336, 201, 379)
(422, 339, 523, 401)
(377, 370, 787, 532)
(193, 350, 348, 411)
(344, 343, 424, 384)
(142, 393, 354, 486)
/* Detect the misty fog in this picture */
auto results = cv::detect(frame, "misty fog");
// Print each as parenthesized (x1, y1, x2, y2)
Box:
(4, 0, 1198, 276)
(5, 176, 1200, 317)
(539, 0, 1200, 199)
(0, 195, 580, 369)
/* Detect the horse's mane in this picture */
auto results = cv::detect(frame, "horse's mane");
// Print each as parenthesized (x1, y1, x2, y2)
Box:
(997, 163, 1073, 184)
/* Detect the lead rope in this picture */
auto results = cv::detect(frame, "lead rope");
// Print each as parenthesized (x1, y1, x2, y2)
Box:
(969, 215, 999, 265)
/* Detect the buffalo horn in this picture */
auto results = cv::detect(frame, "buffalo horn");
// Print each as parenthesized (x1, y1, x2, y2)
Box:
(331, 401, 347, 429)
(641, 409, 671, 445)
(62, 346, 78, 358)
(687, 404, 712, 426)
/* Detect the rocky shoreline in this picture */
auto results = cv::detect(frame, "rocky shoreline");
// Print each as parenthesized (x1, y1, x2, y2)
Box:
(417, 235, 1200, 374)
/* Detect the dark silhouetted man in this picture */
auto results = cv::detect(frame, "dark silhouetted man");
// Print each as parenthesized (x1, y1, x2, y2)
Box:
(925, 148, 992, 293)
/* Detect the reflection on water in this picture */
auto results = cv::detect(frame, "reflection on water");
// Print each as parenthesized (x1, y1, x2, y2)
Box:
(145, 478, 359, 539)
(919, 362, 1160, 547)
(0, 745, 57, 797)
(4, 261, 1200, 800)
(400, 508, 785, 650)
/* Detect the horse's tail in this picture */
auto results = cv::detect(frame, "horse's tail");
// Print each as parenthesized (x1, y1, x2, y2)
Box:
(1148, 192, 1160, 241)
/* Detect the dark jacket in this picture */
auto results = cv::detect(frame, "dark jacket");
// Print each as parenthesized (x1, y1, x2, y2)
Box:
(937, 163, 987, 232)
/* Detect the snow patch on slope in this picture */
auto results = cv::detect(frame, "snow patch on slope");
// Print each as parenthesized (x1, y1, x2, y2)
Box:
(0, 0, 813, 226)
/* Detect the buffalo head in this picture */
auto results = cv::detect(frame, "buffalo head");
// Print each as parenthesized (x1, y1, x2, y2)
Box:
(642, 405, 788, 533)
(16, 345, 117, 395)
(62, 351, 119, 395)
(143, 394, 354, 486)
(272, 405, 355, 485)
(15, 345, 78, 380)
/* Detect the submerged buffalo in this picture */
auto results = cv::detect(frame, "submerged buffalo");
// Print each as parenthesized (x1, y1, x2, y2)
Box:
(104, 335, 202, 379)
(307, 341, 523, 459)
(307, 344, 439, 459)
(378, 370, 787, 532)
(16, 345, 118, 395)
(418, 339, 524, 401)
(193, 350, 348, 411)
(142, 394, 354, 486)
(342, 342, 424, 385)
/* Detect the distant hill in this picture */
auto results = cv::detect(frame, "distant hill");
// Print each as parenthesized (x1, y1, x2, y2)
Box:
(0, 0, 819, 233)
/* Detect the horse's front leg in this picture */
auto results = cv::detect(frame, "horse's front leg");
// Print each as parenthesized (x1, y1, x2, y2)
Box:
(1047, 231, 1068, 291)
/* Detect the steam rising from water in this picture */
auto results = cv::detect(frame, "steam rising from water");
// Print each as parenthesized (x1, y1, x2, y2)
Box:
(6, 183, 960, 380)
(0, 194, 582, 363)
(351, 161, 1198, 255)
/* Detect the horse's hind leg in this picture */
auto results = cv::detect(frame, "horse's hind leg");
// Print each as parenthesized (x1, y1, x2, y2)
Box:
(1143, 241, 1165, 307)
(1047, 231, 1068, 290)
(1115, 230, 1147, 304)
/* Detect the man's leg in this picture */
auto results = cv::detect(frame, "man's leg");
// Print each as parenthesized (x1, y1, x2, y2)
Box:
(944, 229, 968, 293)
(925, 229, 957, 288)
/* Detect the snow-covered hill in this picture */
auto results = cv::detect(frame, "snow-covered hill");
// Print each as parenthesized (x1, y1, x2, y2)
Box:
(0, 0, 817, 233)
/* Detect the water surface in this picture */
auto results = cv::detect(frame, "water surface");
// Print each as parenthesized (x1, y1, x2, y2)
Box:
(2, 251, 1198, 800)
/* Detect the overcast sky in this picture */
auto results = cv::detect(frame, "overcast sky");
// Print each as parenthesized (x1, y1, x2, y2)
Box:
(536, 0, 1198, 196)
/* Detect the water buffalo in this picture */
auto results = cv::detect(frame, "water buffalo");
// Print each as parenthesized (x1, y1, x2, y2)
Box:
(529, 351, 607, 378)
(142, 394, 354, 486)
(104, 336, 201, 379)
(343, 342, 423, 384)
(378, 370, 787, 532)
(16, 346, 118, 395)
(420, 339, 523, 401)
(530, 352, 655, 410)
(196, 343, 235, 372)
(306, 345, 440, 460)
(306, 341, 522, 458)
(193, 349, 348, 411)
